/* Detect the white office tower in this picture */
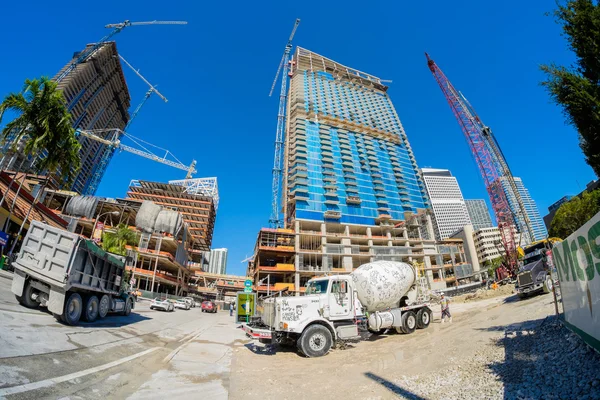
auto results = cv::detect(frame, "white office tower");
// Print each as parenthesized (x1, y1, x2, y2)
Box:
(421, 168, 472, 240)
(204, 248, 228, 275)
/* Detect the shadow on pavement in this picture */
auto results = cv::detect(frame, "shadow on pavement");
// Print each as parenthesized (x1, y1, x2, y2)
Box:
(73, 312, 152, 328)
(243, 342, 302, 357)
(364, 372, 427, 400)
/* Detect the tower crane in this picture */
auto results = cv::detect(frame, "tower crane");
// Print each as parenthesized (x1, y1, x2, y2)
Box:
(425, 53, 521, 274)
(85, 54, 169, 195)
(77, 128, 196, 175)
(269, 18, 300, 228)
(55, 20, 187, 83)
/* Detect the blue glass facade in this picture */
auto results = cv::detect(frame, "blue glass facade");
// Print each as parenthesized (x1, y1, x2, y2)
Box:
(501, 177, 548, 243)
(285, 48, 428, 226)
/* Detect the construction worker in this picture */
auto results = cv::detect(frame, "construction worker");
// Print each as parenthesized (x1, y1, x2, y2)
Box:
(229, 302, 234, 317)
(440, 292, 452, 323)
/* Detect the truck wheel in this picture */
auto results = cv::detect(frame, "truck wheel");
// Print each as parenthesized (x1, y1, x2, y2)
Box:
(63, 293, 83, 325)
(416, 307, 432, 329)
(15, 280, 38, 309)
(298, 325, 333, 358)
(83, 295, 99, 322)
(123, 298, 133, 316)
(98, 295, 110, 319)
(517, 292, 527, 299)
(543, 277, 553, 294)
(400, 311, 417, 334)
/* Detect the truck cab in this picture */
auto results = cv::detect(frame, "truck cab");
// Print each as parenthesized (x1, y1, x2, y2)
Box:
(244, 275, 364, 357)
(515, 240, 555, 298)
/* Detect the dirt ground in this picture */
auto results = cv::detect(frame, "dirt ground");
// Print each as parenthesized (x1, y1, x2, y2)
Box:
(229, 292, 558, 400)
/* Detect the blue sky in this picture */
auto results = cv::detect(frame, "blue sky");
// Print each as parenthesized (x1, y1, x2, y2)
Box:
(0, 1, 595, 276)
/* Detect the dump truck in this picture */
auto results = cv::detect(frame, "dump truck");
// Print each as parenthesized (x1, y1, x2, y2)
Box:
(242, 260, 432, 357)
(11, 221, 135, 325)
(515, 239, 560, 299)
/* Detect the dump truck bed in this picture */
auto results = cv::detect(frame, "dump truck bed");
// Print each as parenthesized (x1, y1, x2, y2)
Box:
(13, 221, 125, 295)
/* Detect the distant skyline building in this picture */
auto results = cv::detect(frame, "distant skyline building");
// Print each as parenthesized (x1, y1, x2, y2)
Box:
(421, 168, 471, 240)
(0, 42, 131, 195)
(203, 248, 228, 275)
(465, 199, 493, 230)
(283, 47, 429, 227)
(501, 177, 547, 243)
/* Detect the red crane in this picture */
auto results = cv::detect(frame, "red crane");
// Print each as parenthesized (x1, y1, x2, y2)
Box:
(425, 53, 518, 274)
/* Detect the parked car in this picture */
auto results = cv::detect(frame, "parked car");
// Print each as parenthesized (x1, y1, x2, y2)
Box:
(201, 301, 217, 313)
(174, 299, 190, 310)
(183, 297, 195, 308)
(150, 298, 174, 312)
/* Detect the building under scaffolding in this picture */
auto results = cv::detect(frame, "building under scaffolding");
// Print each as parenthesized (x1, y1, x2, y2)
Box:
(248, 211, 485, 296)
(127, 178, 218, 269)
(43, 193, 193, 296)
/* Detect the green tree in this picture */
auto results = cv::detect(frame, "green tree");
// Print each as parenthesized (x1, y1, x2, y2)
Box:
(0, 77, 82, 255)
(541, 0, 600, 175)
(484, 256, 504, 279)
(102, 224, 138, 256)
(549, 189, 600, 238)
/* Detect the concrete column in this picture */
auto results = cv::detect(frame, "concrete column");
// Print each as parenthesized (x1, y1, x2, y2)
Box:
(462, 224, 480, 272)
(366, 227, 372, 238)
(425, 214, 435, 240)
(295, 272, 300, 297)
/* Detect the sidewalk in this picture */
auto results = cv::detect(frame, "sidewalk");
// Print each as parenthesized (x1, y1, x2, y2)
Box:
(0, 269, 13, 280)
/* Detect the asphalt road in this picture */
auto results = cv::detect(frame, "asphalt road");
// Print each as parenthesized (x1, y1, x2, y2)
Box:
(0, 275, 247, 399)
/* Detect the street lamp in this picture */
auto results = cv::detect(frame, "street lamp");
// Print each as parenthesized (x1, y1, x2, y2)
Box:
(92, 210, 120, 240)
(259, 274, 271, 297)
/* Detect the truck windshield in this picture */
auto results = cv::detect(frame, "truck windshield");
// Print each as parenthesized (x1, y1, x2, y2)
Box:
(305, 280, 329, 295)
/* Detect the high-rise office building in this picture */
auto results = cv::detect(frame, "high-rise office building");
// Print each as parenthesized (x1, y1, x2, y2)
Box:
(421, 168, 471, 240)
(501, 177, 547, 243)
(1, 42, 131, 195)
(465, 199, 493, 230)
(203, 248, 228, 275)
(283, 48, 429, 227)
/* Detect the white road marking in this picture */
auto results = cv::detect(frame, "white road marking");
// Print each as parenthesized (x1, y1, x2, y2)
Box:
(0, 347, 160, 396)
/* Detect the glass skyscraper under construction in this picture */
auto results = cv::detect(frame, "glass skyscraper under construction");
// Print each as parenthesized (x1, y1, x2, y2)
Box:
(283, 48, 429, 227)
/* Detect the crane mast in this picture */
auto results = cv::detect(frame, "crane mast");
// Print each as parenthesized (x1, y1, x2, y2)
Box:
(459, 93, 535, 244)
(425, 53, 519, 273)
(269, 18, 300, 228)
(85, 54, 169, 195)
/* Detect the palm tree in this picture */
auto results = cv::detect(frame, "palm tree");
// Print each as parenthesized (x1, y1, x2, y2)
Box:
(0, 77, 82, 254)
(102, 224, 138, 256)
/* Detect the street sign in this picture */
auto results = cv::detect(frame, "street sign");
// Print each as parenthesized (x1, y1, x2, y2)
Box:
(0, 231, 8, 247)
(244, 287, 252, 293)
(244, 279, 252, 288)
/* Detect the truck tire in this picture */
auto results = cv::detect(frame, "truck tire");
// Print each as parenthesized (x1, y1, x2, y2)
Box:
(543, 277, 553, 294)
(517, 292, 527, 299)
(98, 295, 110, 319)
(15, 280, 38, 309)
(63, 293, 83, 325)
(416, 307, 432, 329)
(122, 298, 133, 316)
(83, 295, 99, 322)
(298, 325, 333, 358)
(400, 311, 417, 334)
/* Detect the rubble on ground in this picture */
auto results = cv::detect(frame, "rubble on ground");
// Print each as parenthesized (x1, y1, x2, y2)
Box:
(393, 317, 600, 400)
(451, 284, 515, 303)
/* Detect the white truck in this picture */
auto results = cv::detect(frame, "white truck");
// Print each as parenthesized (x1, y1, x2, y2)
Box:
(243, 260, 432, 357)
(11, 221, 135, 325)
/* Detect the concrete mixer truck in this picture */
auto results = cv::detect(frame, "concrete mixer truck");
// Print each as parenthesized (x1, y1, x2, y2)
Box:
(242, 261, 432, 357)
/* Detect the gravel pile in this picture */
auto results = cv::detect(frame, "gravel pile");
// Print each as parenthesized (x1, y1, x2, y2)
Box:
(392, 317, 600, 400)
(452, 284, 515, 304)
